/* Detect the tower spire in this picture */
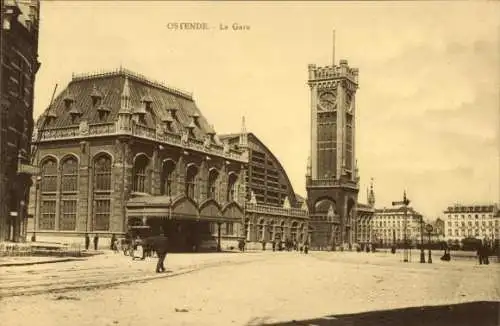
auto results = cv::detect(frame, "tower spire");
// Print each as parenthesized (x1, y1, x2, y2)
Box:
(368, 177, 375, 207)
(239, 116, 248, 148)
(119, 76, 131, 113)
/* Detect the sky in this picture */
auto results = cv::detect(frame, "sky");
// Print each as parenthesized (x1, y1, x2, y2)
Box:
(34, 1, 499, 220)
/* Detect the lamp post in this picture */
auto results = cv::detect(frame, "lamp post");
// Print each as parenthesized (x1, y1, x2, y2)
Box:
(426, 223, 433, 264)
(392, 191, 410, 262)
(420, 218, 426, 263)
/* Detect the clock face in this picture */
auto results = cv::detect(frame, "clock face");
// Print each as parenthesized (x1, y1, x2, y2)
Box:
(319, 92, 336, 111)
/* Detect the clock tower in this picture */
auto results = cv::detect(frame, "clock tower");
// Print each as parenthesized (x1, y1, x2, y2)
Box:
(306, 58, 360, 249)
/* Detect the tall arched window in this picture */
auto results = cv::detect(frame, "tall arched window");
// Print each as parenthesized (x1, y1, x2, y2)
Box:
(207, 169, 219, 200)
(60, 156, 78, 230)
(160, 160, 176, 196)
(93, 154, 112, 231)
(268, 220, 275, 241)
(227, 173, 238, 202)
(61, 156, 78, 192)
(133, 155, 149, 193)
(40, 158, 58, 193)
(39, 157, 57, 230)
(258, 218, 265, 241)
(185, 165, 198, 199)
(94, 155, 111, 191)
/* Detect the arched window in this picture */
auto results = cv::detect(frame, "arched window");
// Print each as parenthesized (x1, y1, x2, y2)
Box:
(93, 154, 112, 231)
(185, 165, 198, 199)
(207, 169, 219, 200)
(60, 156, 78, 231)
(94, 155, 111, 191)
(268, 220, 275, 241)
(133, 155, 149, 193)
(40, 158, 58, 193)
(39, 158, 57, 230)
(227, 173, 238, 202)
(258, 218, 265, 241)
(160, 160, 176, 196)
(61, 156, 78, 193)
(280, 220, 286, 240)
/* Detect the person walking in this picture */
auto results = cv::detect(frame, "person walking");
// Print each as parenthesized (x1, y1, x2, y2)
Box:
(142, 234, 169, 273)
(85, 234, 90, 250)
(110, 234, 116, 251)
(93, 234, 99, 251)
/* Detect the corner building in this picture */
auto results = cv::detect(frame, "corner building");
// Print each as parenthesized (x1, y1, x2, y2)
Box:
(0, 0, 40, 242)
(29, 68, 247, 251)
(305, 60, 360, 249)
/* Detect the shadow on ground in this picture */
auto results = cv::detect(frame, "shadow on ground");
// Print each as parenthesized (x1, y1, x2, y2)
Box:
(259, 301, 499, 326)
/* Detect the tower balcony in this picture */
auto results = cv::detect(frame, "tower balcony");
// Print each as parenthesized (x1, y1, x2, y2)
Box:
(306, 177, 358, 189)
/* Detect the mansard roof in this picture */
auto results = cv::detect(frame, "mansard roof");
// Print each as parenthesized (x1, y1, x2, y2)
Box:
(37, 68, 218, 144)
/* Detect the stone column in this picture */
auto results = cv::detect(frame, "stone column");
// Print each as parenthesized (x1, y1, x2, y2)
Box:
(217, 222, 222, 252)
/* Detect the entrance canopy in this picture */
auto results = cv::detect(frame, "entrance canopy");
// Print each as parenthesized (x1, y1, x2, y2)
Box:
(126, 195, 243, 222)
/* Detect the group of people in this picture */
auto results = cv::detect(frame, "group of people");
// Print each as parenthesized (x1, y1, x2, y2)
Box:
(477, 241, 491, 265)
(237, 238, 309, 254)
(84, 234, 100, 251)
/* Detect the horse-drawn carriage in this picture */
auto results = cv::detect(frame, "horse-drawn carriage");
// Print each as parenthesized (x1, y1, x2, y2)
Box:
(121, 225, 154, 258)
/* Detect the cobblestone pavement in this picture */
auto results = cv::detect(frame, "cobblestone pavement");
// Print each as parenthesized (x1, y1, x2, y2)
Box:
(0, 251, 268, 297)
(0, 251, 498, 326)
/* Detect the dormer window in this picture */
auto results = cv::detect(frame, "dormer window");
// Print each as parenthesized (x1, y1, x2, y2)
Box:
(187, 118, 196, 138)
(45, 107, 57, 125)
(69, 107, 82, 124)
(97, 104, 111, 121)
(191, 112, 200, 127)
(168, 106, 178, 121)
(162, 110, 174, 132)
(140, 91, 153, 111)
(63, 90, 75, 110)
(90, 84, 102, 106)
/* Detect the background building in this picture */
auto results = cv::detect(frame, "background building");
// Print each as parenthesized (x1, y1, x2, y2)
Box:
(0, 0, 40, 242)
(443, 204, 499, 243)
(29, 68, 248, 251)
(220, 129, 309, 250)
(372, 206, 423, 247)
(305, 59, 360, 249)
(355, 179, 375, 246)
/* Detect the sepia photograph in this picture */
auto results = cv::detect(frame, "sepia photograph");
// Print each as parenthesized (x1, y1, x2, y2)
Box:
(0, 1, 499, 325)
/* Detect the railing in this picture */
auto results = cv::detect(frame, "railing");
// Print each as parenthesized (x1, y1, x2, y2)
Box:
(89, 123, 116, 135)
(39, 126, 79, 140)
(246, 203, 308, 218)
(34, 122, 247, 162)
(306, 177, 358, 188)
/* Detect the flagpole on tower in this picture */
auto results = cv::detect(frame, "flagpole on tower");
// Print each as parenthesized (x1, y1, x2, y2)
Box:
(332, 29, 336, 67)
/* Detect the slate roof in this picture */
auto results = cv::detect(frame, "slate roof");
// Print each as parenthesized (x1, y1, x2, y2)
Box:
(37, 68, 219, 144)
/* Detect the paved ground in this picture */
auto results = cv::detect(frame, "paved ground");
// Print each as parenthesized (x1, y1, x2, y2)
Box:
(0, 251, 498, 326)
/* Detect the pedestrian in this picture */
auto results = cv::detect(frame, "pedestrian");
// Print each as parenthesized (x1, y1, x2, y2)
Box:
(93, 234, 99, 250)
(31, 233, 36, 242)
(142, 234, 169, 273)
(110, 234, 116, 251)
(304, 240, 309, 254)
(85, 233, 90, 250)
(477, 242, 483, 265)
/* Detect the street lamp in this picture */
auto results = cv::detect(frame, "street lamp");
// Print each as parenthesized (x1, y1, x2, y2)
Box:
(420, 218, 426, 263)
(426, 223, 434, 264)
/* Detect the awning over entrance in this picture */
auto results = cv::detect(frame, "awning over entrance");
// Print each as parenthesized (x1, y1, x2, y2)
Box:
(126, 195, 243, 223)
